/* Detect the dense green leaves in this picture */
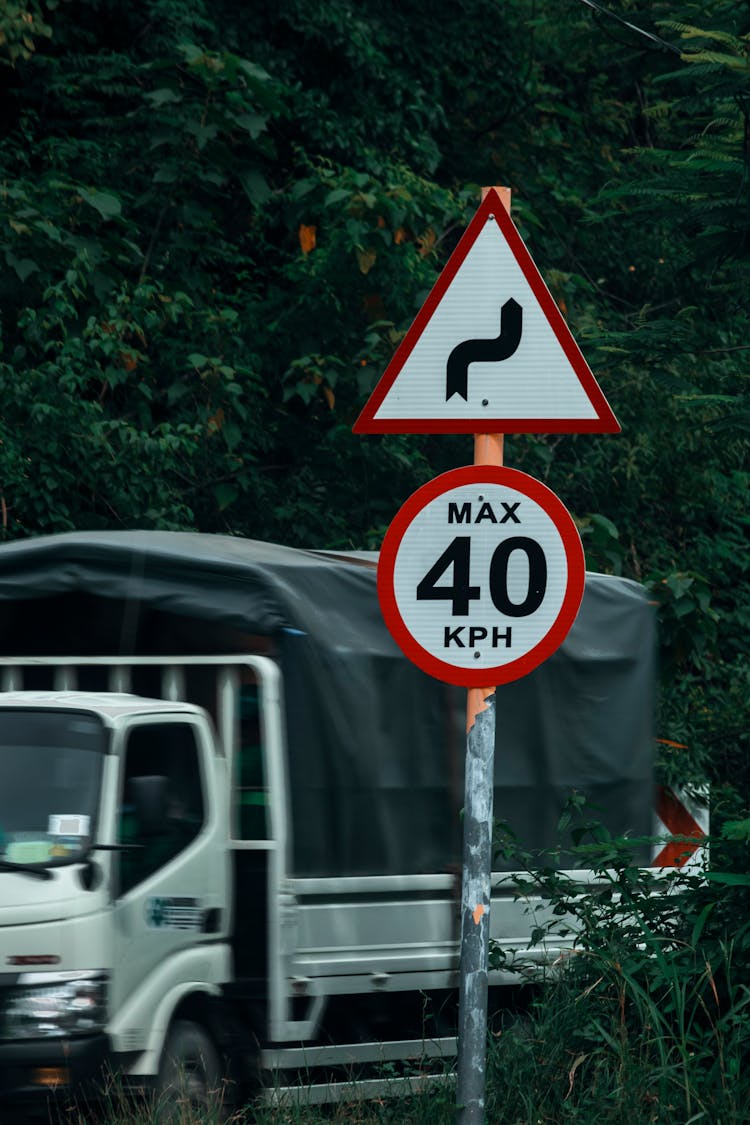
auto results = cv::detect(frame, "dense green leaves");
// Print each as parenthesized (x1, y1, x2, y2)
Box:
(0, 0, 749, 787)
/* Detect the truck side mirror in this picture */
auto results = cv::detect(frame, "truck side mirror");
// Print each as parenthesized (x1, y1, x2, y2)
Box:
(129, 775, 169, 837)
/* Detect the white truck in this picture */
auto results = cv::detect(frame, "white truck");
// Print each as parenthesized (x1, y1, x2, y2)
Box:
(0, 531, 657, 1111)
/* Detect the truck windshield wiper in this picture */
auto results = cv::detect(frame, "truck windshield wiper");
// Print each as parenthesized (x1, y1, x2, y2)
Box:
(0, 858, 53, 881)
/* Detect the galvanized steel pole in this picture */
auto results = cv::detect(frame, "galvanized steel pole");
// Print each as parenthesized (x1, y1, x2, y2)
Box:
(456, 695, 496, 1125)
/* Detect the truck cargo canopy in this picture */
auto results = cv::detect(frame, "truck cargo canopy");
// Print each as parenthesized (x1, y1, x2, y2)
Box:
(0, 531, 655, 875)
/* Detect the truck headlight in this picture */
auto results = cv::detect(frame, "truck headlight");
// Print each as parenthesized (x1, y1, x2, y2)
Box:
(2, 971, 108, 1039)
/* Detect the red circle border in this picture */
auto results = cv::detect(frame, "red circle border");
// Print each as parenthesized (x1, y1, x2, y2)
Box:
(377, 466, 586, 687)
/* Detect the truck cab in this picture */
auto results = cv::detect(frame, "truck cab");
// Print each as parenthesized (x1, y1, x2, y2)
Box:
(0, 692, 230, 1106)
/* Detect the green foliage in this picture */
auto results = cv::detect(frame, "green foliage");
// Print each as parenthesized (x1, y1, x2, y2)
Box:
(488, 2, 750, 794)
(0, 0, 749, 790)
(0, 2, 287, 534)
(0, 0, 53, 67)
(487, 804, 750, 1123)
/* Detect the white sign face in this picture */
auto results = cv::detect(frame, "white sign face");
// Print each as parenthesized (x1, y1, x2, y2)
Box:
(354, 189, 619, 435)
(378, 466, 585, 687)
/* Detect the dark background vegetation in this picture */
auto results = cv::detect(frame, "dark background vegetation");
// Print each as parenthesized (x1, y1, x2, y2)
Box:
(1, 0, 749, 797)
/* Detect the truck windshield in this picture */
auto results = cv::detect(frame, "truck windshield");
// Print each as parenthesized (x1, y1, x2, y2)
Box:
(0, 710, 106, 867)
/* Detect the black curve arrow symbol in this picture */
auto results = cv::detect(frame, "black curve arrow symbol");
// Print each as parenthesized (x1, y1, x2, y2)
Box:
(445, 298, 523, 401)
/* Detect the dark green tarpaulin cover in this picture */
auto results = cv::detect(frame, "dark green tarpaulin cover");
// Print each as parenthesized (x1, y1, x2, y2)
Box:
(0, 531, 654, 875)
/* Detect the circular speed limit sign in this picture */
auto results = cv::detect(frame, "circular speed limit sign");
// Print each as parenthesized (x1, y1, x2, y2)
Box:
(378, 466, 585, 687)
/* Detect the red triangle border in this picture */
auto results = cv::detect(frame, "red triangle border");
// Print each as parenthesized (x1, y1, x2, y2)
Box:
(353, 188, 621, 435)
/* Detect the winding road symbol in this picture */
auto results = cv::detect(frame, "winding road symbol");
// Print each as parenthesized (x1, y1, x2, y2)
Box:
(445, 298, 523, 401)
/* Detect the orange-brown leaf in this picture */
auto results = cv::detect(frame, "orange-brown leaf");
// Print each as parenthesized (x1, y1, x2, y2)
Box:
(298, 224, 317, 254)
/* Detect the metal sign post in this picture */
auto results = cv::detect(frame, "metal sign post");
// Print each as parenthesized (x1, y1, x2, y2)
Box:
(456, 691, 496, 1124)
(457, 189, 507, 1125)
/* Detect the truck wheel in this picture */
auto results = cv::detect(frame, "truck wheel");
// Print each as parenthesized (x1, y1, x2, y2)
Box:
(157, 1019, 223, 1112)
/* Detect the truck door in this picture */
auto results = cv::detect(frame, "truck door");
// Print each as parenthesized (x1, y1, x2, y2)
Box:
(109, 716, 226, 1026)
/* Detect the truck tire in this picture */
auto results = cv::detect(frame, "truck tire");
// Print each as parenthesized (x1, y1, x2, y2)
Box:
(157, 1019, 223, 1113)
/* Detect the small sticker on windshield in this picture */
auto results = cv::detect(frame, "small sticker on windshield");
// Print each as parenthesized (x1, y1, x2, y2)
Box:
(48, 814, 90, 838)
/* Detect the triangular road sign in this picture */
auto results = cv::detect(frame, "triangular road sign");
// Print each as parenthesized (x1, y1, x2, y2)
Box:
(353, 188, 620, 434)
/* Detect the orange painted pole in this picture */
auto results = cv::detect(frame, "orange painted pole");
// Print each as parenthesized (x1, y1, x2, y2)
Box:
(456, 186, 511, 1125)
(466, 186, 510, 733)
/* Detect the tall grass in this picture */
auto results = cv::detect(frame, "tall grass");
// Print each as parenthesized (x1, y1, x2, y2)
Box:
(486, 942, 750, 1123)
(54, 1079, 458, 1125)
(485, 802, 750, 1123)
